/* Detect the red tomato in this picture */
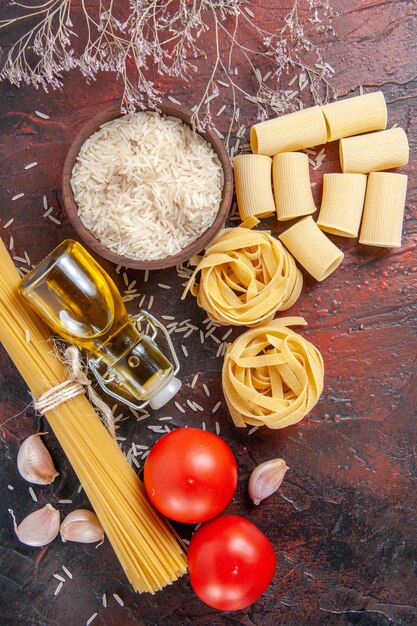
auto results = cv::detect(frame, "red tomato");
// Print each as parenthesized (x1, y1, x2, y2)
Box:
(143, 428, 238, 523)
(188, 514, 276, 611)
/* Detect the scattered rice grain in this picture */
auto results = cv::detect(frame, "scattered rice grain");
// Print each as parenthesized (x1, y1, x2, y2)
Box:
(215, 421, 220, 435)
(216, 105, 226, 117)
(203, 383, 210, 397)
(191, 373, 199, 388)
(62, 565, 73, 579)
(158, 283, 171, 290)
(3, 218, 14, 229)
(86, 613, 98, 625)
(24, 162, 38, 170)
(42, 195, 48, 210)
(113, 593, 124, 607)
(187, 399, 197, 412)
(148, 295, 154, 309)
(7, 484, 14, 490)
(29, 487, 37, 502)
(35, 110, 49, 119)
(201, 421, 206, 430)
(103, 593, 107, 608)
(48, 215, 61, 225)
(248, 426, 259, 435)
(43, 207, 53, 217)
(175, 401, 185, 413)
(53, 574, 65, 582)
(12, 194, 24, 201)
(54, 582, 63, 596)
(58, 499, 72, 504)
(167, 95, 181, 105)
(205, 93, 219, 103)
(212, 127, 224, 139)
(212, 401, 221, 414)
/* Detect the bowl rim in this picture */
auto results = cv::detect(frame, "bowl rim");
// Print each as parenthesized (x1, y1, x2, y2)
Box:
(62, 101, 233, 270)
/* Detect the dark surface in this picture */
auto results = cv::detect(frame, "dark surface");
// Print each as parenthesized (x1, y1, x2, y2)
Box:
(0, 1, 417, 625)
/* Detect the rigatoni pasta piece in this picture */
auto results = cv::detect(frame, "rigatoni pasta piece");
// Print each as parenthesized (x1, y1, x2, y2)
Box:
(339, 127, 409, 173)
(317, 173, 367, 237)
(279, 216, 344, 281)
(273, 152, 316, 221)
(233, 155, 275, 220)
(250, 105, 327, 156)
(321, 91, 387, 141)
(359, 172, 407, 247)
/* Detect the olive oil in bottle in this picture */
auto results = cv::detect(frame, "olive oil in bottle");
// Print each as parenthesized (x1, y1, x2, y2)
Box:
(20, 240, 181, 409)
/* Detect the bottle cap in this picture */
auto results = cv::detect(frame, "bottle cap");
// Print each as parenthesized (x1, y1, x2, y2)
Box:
(149, 377, 182, 410)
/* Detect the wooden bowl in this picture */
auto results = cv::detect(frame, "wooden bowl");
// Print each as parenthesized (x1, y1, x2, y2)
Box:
(62, 102, 233, 270)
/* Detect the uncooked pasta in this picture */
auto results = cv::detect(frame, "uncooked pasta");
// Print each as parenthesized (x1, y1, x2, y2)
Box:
(182, 225, 302, 326)
(317, 173, 367, 238)
(279, 216, 344, 281)
(0, 238, 187, 594)
(321, 91, 387, 142)
(359, 172, 408, 247)
(273, 152, 316, 221)
(222, 317, 324, 429)
(233, 154, 275, 220)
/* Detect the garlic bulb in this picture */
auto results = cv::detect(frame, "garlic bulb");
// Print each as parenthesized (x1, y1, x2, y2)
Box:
(60, 509, 104, 544)
(248, 458, 289, 505)
(10, 503, 60, 547)
(17, 433, 59, 485)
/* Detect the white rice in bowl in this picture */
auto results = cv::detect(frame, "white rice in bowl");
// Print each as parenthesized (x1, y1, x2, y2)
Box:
(70, 112, 224, 261)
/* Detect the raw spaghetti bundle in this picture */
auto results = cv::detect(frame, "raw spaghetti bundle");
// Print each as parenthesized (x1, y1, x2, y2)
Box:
(0, 238, 187, 593)
(182, 225, 302, 326)
(222, 318, 324, 429)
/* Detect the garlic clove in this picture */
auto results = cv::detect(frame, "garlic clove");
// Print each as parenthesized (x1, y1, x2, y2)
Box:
(60, 509, 104, 544)
(17, 433, 59, 485)
(248, 458, 289, 505)
(10, 503, 60, 547)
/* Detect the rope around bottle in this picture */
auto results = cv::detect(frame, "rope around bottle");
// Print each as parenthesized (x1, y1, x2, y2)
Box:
(34, 345, 116, 439)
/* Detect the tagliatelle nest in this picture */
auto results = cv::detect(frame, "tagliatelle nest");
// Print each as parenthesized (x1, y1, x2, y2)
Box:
(222, 317, 324, 429)
(182, 225, 303, 326)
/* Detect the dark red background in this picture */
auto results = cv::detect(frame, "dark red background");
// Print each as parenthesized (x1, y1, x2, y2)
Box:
(0, 1, 416, 625)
